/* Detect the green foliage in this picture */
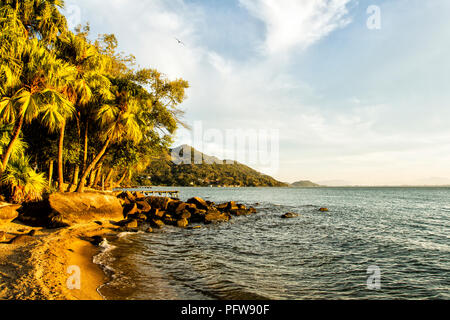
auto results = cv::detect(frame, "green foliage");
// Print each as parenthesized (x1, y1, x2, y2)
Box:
(1, 155, 46, 203)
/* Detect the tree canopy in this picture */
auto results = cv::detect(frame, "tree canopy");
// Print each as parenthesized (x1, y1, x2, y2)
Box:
(0, 0, 189, 202)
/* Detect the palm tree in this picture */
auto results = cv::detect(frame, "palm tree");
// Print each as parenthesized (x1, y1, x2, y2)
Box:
(55, 32, 112, 185)
(1, 0, 67, 43)
(1, 155, 46, 203)
(0, 38, 76, 178)
(76, 89, 143, 192)
(40, 90, 76, 192)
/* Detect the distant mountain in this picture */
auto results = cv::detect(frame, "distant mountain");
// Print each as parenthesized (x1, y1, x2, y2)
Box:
(140, 145, 287, 187)
(410, 177, 450, 186)
(290, 180, 321, 187)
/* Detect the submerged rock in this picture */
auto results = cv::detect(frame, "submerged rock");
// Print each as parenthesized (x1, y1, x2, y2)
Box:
(319, 208, 329, 212)
(204, 210, 231, 224)
(281, 212, 299, 219)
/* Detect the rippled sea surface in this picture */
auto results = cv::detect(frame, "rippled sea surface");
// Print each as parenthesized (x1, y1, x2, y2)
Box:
(97, 187, 450, 300)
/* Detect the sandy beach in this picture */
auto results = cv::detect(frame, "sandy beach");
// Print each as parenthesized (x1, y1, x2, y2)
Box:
(0, 219, 120, 300)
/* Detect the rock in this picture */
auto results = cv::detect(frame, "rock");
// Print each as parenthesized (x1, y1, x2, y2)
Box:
(248, 207, 257, 214)
(8, 235, 35, 245)
(94, 221, 103, 226)
(18, 193, 124, 228)
(117, 219, 138, 228)
(151, 208, 165, 218)
(166, 200, 182, 213)
(215, 203, 228, 210)
(136, 214, 148, 221)
(237, 204, 247, 210)
(230, 209, 252, 216)
(123, 203, 139, 217)
(188, 225, 202, 230)
(226, 201, 239, 211)
(319, 208, 329, 212)
(164, 216, 176, 225)
(190, 209, 207, 223)
(134, 191, 146, 199)
(0, 204, 21, 225)
(187, 197, 208, 210)
(125, 220, 138, 228)
(27, 230, 36, 236)
(147, 197, 174, 211)
(86, 236, 104, 246)
(177, 218, 189, 228)
(151, 219, 165, 229)
(117, 191, 136, 203)
(0, 231, 6, 242)
(204, 210, 230, 224)
(281, 212, 299, 219)
(145, 227, 153, 233)
(180, 210, 191, 219)
(136, 200, 151, 213)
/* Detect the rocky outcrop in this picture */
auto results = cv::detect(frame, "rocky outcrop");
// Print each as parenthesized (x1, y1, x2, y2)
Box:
(18, 193, 124, 228)
(0, 203, 21, 225)
(114, 192, 258, 231)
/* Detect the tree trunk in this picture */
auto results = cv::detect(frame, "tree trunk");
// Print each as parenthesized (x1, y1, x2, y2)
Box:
(76, 135, 113, 193)
(93, 163, 103, 187)
(58, 121, 66, 192)
(88, 167, 97, 187)
(70, 165, 80, 189)
(48, 160, 54, 189)
(104, 168, 114, 188)
(82, 120, 88, 174)
(115, 170, 128, 187)
(1, 114, 25, 173)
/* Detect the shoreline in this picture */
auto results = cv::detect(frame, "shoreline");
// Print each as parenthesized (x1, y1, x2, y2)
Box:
(0, 191, 259, 300)
(0, 219, 120, 300)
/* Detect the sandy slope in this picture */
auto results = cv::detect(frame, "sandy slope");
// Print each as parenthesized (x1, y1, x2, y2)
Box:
(0, 219, 119, 300)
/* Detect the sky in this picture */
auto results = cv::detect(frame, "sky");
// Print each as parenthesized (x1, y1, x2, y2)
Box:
(64, 0, 450, 185)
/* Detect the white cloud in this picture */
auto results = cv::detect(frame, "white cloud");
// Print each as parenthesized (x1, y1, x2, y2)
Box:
(65, 0, 450, 185)
(239, 0, 352, 54)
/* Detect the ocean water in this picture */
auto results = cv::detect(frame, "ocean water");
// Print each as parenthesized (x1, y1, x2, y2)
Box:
(96, 187, 450, 300)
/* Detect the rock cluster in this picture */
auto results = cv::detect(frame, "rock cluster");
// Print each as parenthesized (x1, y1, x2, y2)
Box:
(115, 192, 257, 232)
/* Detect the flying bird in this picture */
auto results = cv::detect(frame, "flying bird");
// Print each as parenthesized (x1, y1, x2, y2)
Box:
(175, 38, 185, 46)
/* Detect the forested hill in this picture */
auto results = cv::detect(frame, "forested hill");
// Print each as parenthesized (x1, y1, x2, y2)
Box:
(140, 145, 287, 187)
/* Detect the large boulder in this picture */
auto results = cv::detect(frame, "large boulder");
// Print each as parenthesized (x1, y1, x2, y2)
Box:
(0, 203, 21, 225)
(18, 193, 124, 228)
(187, 197, 208, 210)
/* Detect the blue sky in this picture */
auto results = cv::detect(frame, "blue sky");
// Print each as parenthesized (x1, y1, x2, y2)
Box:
(65, 0, 450, 185)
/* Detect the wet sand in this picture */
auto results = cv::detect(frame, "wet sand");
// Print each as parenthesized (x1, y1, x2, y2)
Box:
(0, 219, 120, 300)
